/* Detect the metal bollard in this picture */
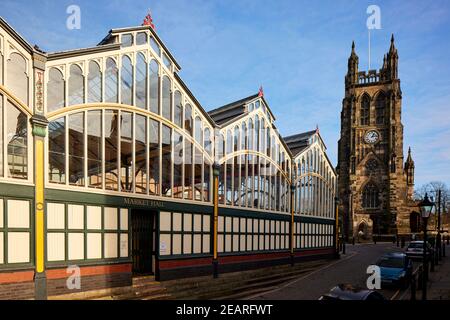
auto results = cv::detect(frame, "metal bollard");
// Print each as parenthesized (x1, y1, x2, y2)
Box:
(417, 266, 423, 290)
(410, 274, 416, 301)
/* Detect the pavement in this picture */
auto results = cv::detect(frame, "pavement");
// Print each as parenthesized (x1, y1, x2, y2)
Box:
(246, 242, 406, 300)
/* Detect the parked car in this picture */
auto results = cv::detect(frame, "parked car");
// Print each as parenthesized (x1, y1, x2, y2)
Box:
(376, 252, 412, 288)
(405, 241, 434, 260)
(319, 284, 386, 300)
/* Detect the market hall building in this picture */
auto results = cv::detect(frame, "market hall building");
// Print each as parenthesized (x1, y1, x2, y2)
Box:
(0, 16, 337, 299)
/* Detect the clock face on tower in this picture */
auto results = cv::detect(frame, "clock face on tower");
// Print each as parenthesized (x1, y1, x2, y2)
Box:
(364, 130, 380, 144)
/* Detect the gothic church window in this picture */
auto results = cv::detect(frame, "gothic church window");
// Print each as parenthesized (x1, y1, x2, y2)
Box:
(362, 183, 379, 208)
(360, 95, 370, 125)
(375, 93, 386, 125)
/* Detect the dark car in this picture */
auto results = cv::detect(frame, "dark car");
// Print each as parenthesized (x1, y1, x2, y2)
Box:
(405, 241, 434, 260)
(319, 284, 386, 300)
(376, 253, 412, 288)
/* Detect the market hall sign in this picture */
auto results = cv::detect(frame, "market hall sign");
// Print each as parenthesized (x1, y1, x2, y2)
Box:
(123, 197, 165, 208)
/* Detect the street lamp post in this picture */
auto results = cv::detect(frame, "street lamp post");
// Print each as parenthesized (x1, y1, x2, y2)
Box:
(419, 193, 434, 301)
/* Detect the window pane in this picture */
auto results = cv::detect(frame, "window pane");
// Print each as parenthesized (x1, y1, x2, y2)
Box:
(88, 61, 102, 103)
(0, 96, 3, 176)
(163, 53, 172, 69)
(203, 158, 211, 202)
(135, 53, 147, 109)
(174, 91, 182, 127)
(184, 139, 193, 200)
(68, 112, 84, 185)
(121, 56, 133, 105)
(136, 32, 147, 45)
(149, 119, 160, 195)
(195, 116, 202, 144)
(121, 34, 133, 47)
(120, 112, 133, 192)
(7, 53, 28, 105)
(105, 110, 118, 190)
(149, 60, 159, 114)
(105, 58, 118, 103)
(150, 37, 161, 56)
(161, 125, 172, 196)
(173, 131, 183, 199)
(87, 110, 102, 188)
(162, 76, 171, 120)
(204, 128, 211, 156)
(68, 64, 84, 106)
(47, 68, 65, 112)
(135, 115, 147, 194)
(184, 104, 192, 136)
(7, 102, 27, 179)
(49, 117, 65, 183)
(194, 147, 202, 201)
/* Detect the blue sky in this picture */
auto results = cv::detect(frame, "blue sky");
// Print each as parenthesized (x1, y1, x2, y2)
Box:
(1, 0, 449, 188)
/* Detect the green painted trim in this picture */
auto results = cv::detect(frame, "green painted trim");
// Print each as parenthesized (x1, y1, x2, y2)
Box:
(45, 188, 213, 214)
(0, 183, 34, 198)
(219, 207, 291, 221)
(299, 216, 335, 225)
(32, 125, 47, 138)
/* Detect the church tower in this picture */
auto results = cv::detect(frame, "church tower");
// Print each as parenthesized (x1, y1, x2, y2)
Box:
(337, 35, 414, 239)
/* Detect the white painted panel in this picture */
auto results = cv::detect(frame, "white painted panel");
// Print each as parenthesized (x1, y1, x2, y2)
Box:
(47, 203, 65, 230)
(68, 204, 84, 230)
(218, 216, 224, 232)
(247, 235, 252, 251)
(173, 213, 182, 232)
(276, 221, 280, 233)
(120, 233, 128, 257)
(172, 234, 181, 254)
(240, 235, 245, 251)
(233, 217, 239, 232)
(160, 234, 171, 255)
(264, 235, 269, 249)
(0, 232, 3, 263)
(225, 217, 232, 232)
(193, 234, 201, 254)
(104, 233, 118, 258)
(264, 220, 269, 233)
(87, 206, 102, 230)
(232, 235, 239, 252)
(8, 232, 29, 263)
(120, 209, 128, 230)
(203, 215, 210, 232)
(202, 234, 210, 253)
(247, 219, 252, 233)
(281, 221, 285, 233)
(7, 200, 29, 229)
(194, 214, 202, 232)
(68, 233, 84, 260)
(253, 235, 258, 250)
(183, 234, 192, 254)
(0, 199, 4, 228)
(87, 233, 102, 259)
(259, 235, 264, 250)
(160, 212, 171, 231)
(183, 213, 192, 231)
(225, 234, 231, 252)
(47, 233, 65, 261)
(253, 219, 258, 232)
(301, 236, 305, 248)
(104, 207, 118, 230)
(271, 221, 275, 233)
(218, 234, 224, 253)
(240, 218, 246, 233)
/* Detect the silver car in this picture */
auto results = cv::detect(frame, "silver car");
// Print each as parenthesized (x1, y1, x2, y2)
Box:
(405, 241, 434, 260)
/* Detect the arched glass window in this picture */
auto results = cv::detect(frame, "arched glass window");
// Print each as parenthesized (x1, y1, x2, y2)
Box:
(204, 127, 212, 156)
(174, 91, 183, 127)
(362, 183, 380, 208)
(195, 116, 202, 144)
(241, 122, 247, 150)
(234, 126, 240, 152)
(135, 53, 147, 109)
(68, 112, 84, 186)
(121, 55, 133, 105)
(49, 116, 65, 183)
(185, 104, 193, 135)
(88, 61, 102, 103)
(162, 75, 171, 120)
(248, 119, 253, 150)
(149, 60, 159, 114)
(47, 67, 65, 112)
(375, 93, 386, 125)
(7, 102, 28, 179)
(68, 64, 84, 106)
(266, 127, 271, 156)
(7, 53, 28, 105)
(105, 58, 118, 103)
(255, 115, 260, 152)
(360, 94, 370, 125)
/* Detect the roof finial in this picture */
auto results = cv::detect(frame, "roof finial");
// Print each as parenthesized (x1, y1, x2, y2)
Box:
(142, 10, 156, 30)
(352, 40, 355, 52)
(316, 124, 319, 133)
(258, 85, 264, 97)
(391, 33, 395, 43)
